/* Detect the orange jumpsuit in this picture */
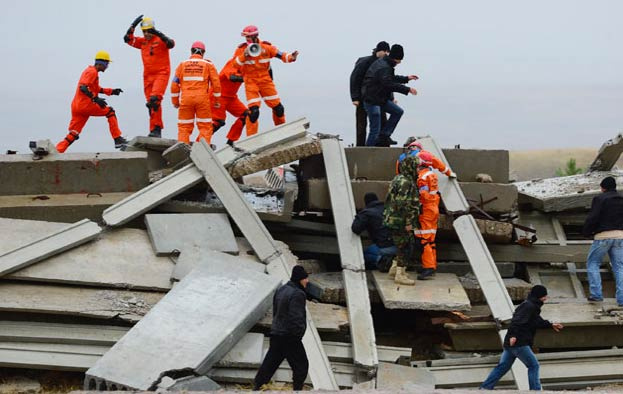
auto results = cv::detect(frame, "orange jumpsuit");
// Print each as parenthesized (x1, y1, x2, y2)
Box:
(415, 166, 440, 270)
(395, 149, 452, 175)
(234, 41, 296, 135)
(56, 65, 122, 153)
(126, 33, 174, 133)
(211, 58, 250, 142)
(170, 54, 221, 144)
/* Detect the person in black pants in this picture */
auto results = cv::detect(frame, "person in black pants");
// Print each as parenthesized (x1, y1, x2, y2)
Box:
(254, 265, 309, 390)
(350, 41, 390, 146)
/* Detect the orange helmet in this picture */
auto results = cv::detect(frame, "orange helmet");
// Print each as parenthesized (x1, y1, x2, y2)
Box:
(417, 151, 433, 166)
(191, 41, 206, 51)
(241, 25, 259, 37)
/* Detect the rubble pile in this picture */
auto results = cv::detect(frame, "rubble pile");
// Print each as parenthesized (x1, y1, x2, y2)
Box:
(0, 123, 622, 390)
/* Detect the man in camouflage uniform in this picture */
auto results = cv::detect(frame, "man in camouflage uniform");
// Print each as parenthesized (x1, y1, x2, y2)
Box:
(383, 154, 421, 285)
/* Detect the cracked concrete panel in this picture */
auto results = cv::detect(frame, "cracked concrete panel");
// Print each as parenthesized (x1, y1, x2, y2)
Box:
(85, 259, 280, 390)
(372, 271, 471, 311)
(171, 247, 264, 283)
(145, 213, 238, 256)
(376, 362, 435, 391)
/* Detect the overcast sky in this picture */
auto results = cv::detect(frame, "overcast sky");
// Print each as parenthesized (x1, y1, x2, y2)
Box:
(1, 0, 621, 153)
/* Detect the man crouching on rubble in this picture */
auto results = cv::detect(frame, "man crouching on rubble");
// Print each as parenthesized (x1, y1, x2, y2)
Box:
(480, 285, 564, 390)
(254, 265, 309, 390)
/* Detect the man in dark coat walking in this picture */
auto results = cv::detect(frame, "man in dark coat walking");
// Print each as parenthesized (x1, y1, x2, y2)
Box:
(350, 41, 390, 146)
(361, 44, 418, 147)
(254, 265, 309, 390)
(480, 285, 564, 390)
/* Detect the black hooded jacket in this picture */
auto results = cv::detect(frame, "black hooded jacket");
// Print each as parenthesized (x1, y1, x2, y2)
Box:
(582, 190, 623, 237)
(269, 281, 307, 339)
(503, 295, 552, 348)
(351, 200, 394, 248)
(350, 54, 376, 102)
(361, 57, 410, 105)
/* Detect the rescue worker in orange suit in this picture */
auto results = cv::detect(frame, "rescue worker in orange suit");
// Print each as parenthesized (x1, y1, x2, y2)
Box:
(170, 41, 221, 145)
(233, 25, 298, 136)
(415, 151, 440, 280)
(396, 139, 457, 178)
(124, 15, 175, 138)
(56, 51, 126, 153)
(211, 57, 250, 147)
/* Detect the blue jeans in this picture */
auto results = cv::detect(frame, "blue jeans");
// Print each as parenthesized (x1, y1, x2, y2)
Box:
(363, 244, 397, 270)
(480, 346, 541, 390)
(587, 239, 623, 305)
(363, 100, 404, 146)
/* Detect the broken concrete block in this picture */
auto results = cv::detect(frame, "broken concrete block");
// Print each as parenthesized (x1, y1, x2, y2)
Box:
(217, 332, 264, 368)
(0, 151, 149, 195)
(84, 259, 280, 390)
(589, 133, 623, 172)
(376, 362, 435, 391)
(371, 271, 471, 311)
(459, 182, 518, 214)
(162, 142, 191, 169)
(443, 149, 509, 183)
(171, 248, 264, 282)
(0, 219, 101, 277)
(307, 272, 380, 304)
(460, 276, 532, 303)
(437, 261, 515, 278)
(124, 136, 179, 172)
(303, 179, 391, 210)
(166, 376, 221, 391)
(145, 213, 238, 256)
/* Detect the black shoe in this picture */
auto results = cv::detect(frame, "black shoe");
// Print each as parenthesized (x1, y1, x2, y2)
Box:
(114, 136, 128, 149)
(377, 254, 394, 273)
(375, 136, 391, 147)
(226, 139, 234, 147)
(209, 144, 217, 150)
(417, 268, 436, 280)
(387, 137, 398, 145)
(148, 126, 162, 138)
(587, 296, 603, 302)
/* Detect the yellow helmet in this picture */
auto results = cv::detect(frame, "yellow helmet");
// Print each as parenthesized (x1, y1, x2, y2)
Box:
(140, 17, 155, 31)
(94, 50, 111, 62)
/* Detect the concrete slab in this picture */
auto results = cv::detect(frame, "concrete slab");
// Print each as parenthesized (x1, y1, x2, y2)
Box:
(307, 272, 380, 304)
(84, 259, 280, 390)
(589, 133, 623, 172)
(376, 362, 435, 391)
(371, 271, 471, 311)
(459, 182, 518, 214)
(189, 139, 339, 390)
(0, 219, 102, 277)
(527, 266, 585, 299)
(171, 247, 264, 282)
(217, 332, 264, 368)
(321, 138, 378, 371)
(460, 276, 532, 303)
(161, 142, 191, 170)
(0, 321, 127, 346)
(167, 376, 221, 391)
(145, 213, 238, 256)
(0, 219, 173, 291)
(443, 148, 509, 183)
(126, 136, 179, 152)
(437, 261, 516, 278)
(0, 151, 149, 195)
(0, 283, 163, 323)
(0, 342, 102, 371)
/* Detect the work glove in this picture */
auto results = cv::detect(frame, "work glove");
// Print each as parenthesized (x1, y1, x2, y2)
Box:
(130, 14, 143, 29)
(151, 29, 175, 48)
(93, 97, 107, 109)
(111, 88, 123, 96)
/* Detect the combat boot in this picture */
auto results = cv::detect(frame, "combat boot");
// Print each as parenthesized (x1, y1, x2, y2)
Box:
(114, 136, 128, 149)
(148, 126, 162, 138)
(388, 260, 398, 279)
(394, 267, 415, 286)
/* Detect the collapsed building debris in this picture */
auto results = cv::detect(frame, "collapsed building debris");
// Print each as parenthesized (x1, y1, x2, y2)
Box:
(1, 122, 623, 391)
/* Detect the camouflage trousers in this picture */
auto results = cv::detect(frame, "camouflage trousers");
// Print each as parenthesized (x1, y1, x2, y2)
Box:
(390, 229, 417, 268)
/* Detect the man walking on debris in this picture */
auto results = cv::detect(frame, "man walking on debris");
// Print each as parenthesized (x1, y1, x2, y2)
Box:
(211, 57, 250, 147)
(480, 285, 564, 390)
(124, 15, 175, 138)
(56, 51, 126, 153)
(415, 151, 441, 280)
(254, 265, 309, 390)
(383, 154, 421, 285)
(170, 41, 221, 145)
(582, 176, 623, 306)
(233, 25, 298, 137)
(396, 137, 457, 178)
(351, 192, 397, 270)
(361, 44, 418, 147)
(350, 41, 390, 146)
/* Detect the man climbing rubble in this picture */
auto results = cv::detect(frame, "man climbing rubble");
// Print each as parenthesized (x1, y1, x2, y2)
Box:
(211, 57, 250, 147)
(124, 15, 175, 138)
(56, 51, 126, 153)
(383, 154, 421, 285)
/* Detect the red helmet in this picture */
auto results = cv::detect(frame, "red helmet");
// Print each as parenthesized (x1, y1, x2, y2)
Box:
(417, 151, 433, 166)
(191, 41, 205, 51)
(408, 140, 423, 150)
(241, 25, 259, 37)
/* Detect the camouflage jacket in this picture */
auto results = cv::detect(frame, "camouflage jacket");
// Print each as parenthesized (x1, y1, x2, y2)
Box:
(383, 173, 420, 230)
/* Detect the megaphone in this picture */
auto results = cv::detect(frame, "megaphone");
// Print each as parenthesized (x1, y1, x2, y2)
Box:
(247, 43, 261, 57)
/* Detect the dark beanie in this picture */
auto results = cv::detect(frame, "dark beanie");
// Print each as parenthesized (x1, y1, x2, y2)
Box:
(291, 265, 308, 282)
(600, 176, 616, 191)
(529, 285, 548, 299)
(364, 192, 378, 206)
(374, 41, 390, 52)
(389, 44, 404, 60)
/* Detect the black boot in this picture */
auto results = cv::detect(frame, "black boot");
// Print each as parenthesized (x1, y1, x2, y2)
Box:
(114, 136, 128, 149)
(417, 268, 436, 280)
(375, 136, 391, 147)
(377, 254, 395, 272)
(226, 139, 234, 147)
(148, 126, 162, 138)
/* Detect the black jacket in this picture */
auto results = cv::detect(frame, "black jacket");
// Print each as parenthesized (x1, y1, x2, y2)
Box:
(361, 57, 410, 105)
(350, 54, 376, 102)
(582, 190, 623, 237)
(351, 200, 394, 248)
(270, 281, 307, 339)
(503, 296, 552, 348)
